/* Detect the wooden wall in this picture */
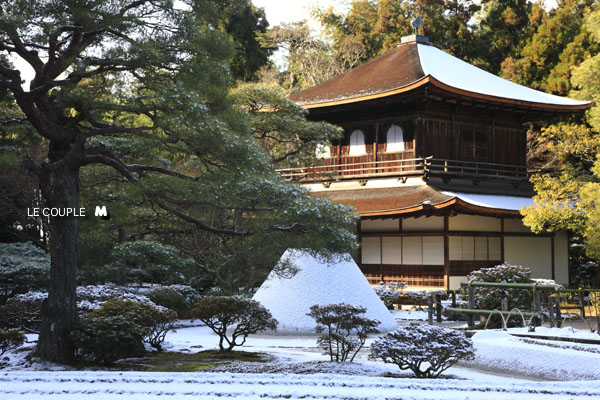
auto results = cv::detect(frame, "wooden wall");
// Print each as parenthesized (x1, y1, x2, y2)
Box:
(325, 99, 527, 168)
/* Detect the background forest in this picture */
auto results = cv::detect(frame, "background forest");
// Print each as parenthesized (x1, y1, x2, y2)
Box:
(0, 0, 599, 362)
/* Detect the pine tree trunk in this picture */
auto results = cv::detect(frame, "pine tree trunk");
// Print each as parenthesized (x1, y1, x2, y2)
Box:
(35, 163, 80, 363)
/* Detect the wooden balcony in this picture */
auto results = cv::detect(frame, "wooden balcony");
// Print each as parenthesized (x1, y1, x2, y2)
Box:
(276, 154, 529, 183)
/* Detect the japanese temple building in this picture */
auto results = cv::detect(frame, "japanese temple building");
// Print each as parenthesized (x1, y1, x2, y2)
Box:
(282, 35, 592, 290)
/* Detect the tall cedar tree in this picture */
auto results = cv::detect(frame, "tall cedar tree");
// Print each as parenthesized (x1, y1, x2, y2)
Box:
(500, 0, 599, 95)
(0, 0, 356, 362)
(476, 0, 533, 74)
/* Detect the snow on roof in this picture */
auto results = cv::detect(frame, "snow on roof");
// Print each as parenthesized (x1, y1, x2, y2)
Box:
(417, 44, 589, 107)
(252, 249, 398, 334)
(441, 191, 534, 211)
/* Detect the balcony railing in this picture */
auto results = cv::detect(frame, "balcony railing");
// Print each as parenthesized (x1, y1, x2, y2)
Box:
(276, 156, 529, 182)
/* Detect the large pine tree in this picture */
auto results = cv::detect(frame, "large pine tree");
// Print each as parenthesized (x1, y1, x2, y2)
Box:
(0, 0, 355, 362)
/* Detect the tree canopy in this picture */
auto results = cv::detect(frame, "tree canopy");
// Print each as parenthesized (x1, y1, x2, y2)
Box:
(0, 0, 356, 362)
(521, 4, 600, 284)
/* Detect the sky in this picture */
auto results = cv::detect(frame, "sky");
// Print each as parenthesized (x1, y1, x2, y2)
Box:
(252, 0, 350, 28)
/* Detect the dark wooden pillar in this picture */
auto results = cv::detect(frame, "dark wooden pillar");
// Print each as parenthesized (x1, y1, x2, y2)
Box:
(501, 218, 505, 263)
(444, 215, 450, 290)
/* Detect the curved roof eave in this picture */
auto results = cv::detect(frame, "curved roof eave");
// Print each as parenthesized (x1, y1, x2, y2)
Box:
(297, 75, 592, 112)
(360, 197, 522, 218)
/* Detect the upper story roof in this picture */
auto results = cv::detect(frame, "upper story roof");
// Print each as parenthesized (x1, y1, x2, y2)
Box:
(290, 36, 592, 112)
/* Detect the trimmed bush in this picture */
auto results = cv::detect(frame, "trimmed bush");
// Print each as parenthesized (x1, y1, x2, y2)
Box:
(307, 303, 379, 362)
(76, 284, 157, 313)
(0, 286, 159, 330)
(0, 291, 45, 331)
(374, 282, 405, 309)
(144, 285, 202, 318)
(462, 264, 533, 311)
(0, 242, 50, 298)
(89, 299, 176, 350)
(369, 325, 474, 378)
(72, 299, 176, 364)
(72, 314, 145, 365)
(0, 329, 26, 356)
(190, 296, 277, 352)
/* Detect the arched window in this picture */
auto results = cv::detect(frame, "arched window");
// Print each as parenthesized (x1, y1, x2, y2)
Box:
(386, 125, 405, 152)
(348, 129, 366, 155)
(315, 143, 330, 158)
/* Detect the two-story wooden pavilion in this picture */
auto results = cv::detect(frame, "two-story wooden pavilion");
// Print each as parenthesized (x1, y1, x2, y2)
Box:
(282, 35, 591, 290)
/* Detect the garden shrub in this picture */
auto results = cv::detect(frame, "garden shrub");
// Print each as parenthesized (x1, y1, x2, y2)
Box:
(0, 329, 26, 356)
(89, 298, 176, 350)
(307, 303, 379, 362)
(369, 325, 474, 378)
(0, 291, 45, 331)
(190, 296, 277, 351)
(76, 284, 157, 313)
(462, 264, 533, 311)
(0, 242, 50, 300)
(144, 285, 202, 318)
(72, 314, 145, 365)
(374, 282, 405, 309)
(0, 285, 160, 332)
(72, 299, 176, 364)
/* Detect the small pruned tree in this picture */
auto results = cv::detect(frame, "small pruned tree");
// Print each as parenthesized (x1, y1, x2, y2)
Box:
(190, 296, 277, 352)
(369, 325, 474, 378)
(0, 329, 26, 356)
(307, 303, 379, 362)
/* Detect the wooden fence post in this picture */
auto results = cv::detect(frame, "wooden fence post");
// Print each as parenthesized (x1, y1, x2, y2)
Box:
(467, 282, 475, 329)
(428, 295, 433, 325)
(435, 294, 442, 323)
(555, 295, 562, 328)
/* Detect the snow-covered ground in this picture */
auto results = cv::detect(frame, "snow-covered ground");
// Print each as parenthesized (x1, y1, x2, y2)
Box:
(468, 330, 600, 381)
(2, 370, 600, 400)
(2, 323, 600, 399)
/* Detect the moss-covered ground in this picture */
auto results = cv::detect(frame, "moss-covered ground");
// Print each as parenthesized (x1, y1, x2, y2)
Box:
(115, 350, 269, 372)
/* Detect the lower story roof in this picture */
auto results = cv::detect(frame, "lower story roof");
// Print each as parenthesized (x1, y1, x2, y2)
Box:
(312, 185, 531, 218)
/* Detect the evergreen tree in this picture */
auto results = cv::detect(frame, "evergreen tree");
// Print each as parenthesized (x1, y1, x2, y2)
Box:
(500, 0, 598, 94)
(208, 0, 272, 82)
(476, 0, 532, 74)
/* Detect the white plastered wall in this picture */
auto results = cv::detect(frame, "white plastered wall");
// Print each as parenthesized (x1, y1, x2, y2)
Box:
(449, 215, 501, 232)
(403, 216, 444, 231)
(449, 276, 467, 291)
(361, 218, 400, 232)
(554, 231, 569, 285)
(504, 218, 531, 233)
(504, 237, 552, 279)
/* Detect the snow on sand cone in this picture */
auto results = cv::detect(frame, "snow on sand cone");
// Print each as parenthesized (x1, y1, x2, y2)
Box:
(253, 249, 398, 334)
